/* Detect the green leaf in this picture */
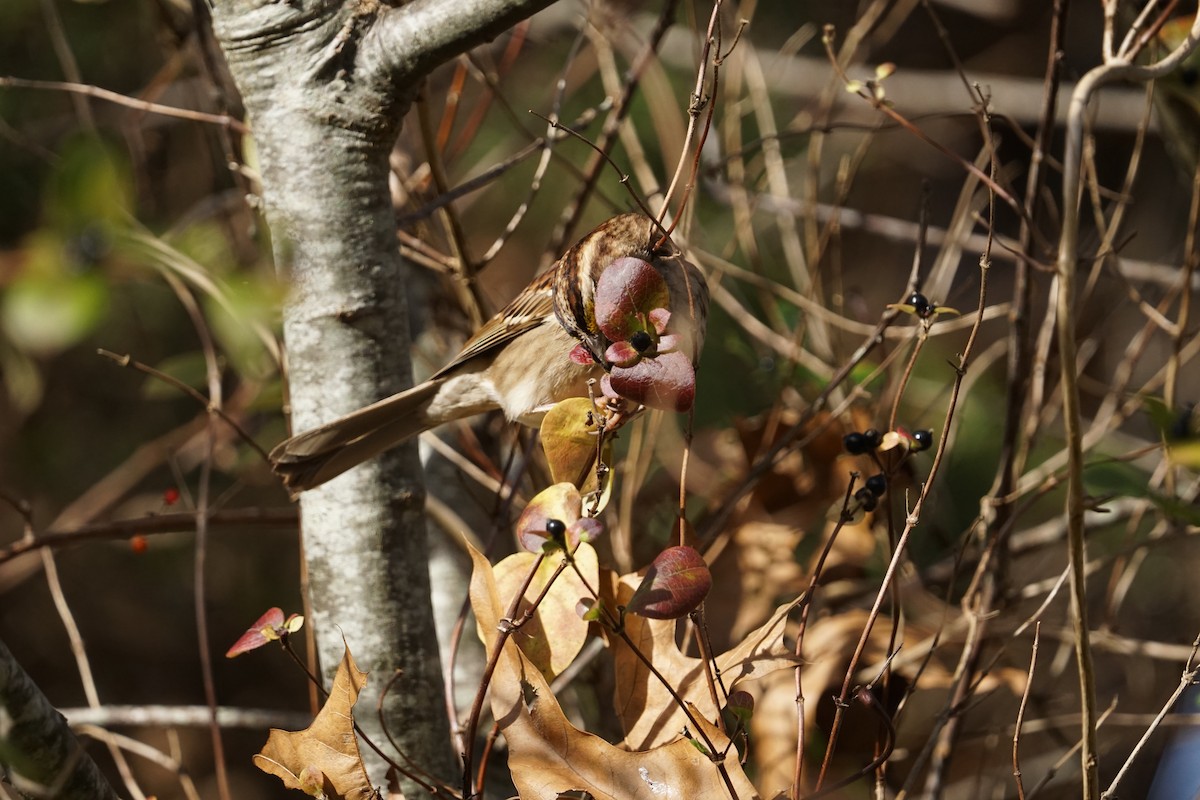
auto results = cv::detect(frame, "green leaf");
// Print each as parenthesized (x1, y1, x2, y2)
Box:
(203, 274, 283, 380)
(2, 259, 108, 355)
(46, 135, 133, 230)
(1082, 461, 1150, 500)
(1141, 395, 1176, 437)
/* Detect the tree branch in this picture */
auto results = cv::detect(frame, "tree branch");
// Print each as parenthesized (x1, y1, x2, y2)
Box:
(0, 636, 119, 800)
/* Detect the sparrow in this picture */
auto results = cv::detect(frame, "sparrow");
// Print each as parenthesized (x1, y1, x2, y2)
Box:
(270, 213, 707, 492)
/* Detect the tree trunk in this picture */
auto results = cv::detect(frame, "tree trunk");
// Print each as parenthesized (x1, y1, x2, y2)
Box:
(210, 0, 556, 790)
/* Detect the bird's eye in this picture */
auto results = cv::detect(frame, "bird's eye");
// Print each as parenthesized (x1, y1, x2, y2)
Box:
(630, 331, 654, 352)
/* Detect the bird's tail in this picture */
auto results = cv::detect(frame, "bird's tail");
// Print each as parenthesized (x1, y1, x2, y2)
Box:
(270, 378, 445, 493)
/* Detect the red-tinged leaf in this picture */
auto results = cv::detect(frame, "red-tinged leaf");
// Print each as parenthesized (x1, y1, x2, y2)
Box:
(626, 546, 711, 620)
(226, 607, 285, 658)
(605, 340, 641, 367)
(607, 350, 696, 413)
(515, 483, 604, 553)
(594, 257, 669, 342)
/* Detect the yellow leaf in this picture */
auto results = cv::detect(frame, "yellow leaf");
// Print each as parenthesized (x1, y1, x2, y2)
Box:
(492, 544, 599, 679)
(541, 398, 613, 499)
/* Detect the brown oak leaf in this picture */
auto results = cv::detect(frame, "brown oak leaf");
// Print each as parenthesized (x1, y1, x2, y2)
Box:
(607, 572, 800, 751)
(253, 646, 380, 800)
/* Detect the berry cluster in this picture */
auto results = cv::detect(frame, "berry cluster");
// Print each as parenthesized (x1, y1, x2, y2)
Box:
(841, 425, 936, 517)
(843, 428, 881, 455)
(842, 426, 934, 455)
(855, 473, 888, 512)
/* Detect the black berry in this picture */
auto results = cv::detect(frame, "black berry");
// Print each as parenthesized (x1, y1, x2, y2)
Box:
(855, 487, 878, 512)
(630, 331, 654, 353)
(865, 473, 887, 497)
(908, 291, 932, 318)
(912, 429, 933, 452)
(545, 519, 567, 539)
(863, 428, 882, 449)
(844, 432, 871, 455)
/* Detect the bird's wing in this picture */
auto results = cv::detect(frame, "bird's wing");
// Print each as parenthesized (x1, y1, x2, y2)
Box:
(432, 266, 558, 378)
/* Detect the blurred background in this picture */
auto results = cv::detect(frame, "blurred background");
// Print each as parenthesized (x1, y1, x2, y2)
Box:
(2, 0, 1199, 797)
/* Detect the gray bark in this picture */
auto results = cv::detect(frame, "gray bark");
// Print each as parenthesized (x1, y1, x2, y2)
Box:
(0, 636, 118, 799)
(210, 0, 556, 791)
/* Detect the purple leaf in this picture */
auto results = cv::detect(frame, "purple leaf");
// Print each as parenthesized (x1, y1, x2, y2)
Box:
(607, 350, 696, 412)
(605, 340, 642, 367)
(594, 257, 669, 341)
(626, 546, 712, 620)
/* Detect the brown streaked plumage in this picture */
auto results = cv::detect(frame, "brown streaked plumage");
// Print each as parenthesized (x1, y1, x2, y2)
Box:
(270, 213, 707, 492)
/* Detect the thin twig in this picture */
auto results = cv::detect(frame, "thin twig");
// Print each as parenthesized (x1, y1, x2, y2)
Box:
(549, 0, 680, 256)
(96, 349, 270, 463)
(462, 551, 555, 799)
(36, 0, 94, 130)
(35, 525, 147, 799)
(657, 1, 726, 233)
(1101, 634, 1200, 798)
(416, 89, 487, 328)
(1012, 623, 1041, 800)
(0, 76, 248, 133)
(0, 508, 296, 566)
(791, 477, 858, 798)
(818, 149, 995, 794)
(167, 269, 232, 800)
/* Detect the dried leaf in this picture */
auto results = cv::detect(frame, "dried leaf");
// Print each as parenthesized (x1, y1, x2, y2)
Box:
(468, 546, 762, 799)
(493, 543, 599, 679)
(253, 647, 379, 800)
(608, 574, 800, 750)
